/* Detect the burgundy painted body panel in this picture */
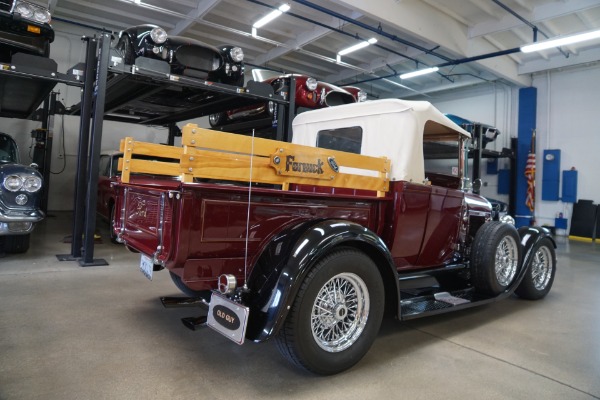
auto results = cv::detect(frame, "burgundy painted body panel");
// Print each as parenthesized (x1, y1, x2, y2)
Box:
(115, 178, 480, 291)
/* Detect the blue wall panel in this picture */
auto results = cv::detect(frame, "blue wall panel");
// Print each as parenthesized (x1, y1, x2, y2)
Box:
(497, 169, 511, 194)
(562, 170, 578, 203)
(542, 149, 561, 201)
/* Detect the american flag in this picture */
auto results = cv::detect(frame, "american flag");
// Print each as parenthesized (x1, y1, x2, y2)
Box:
(525, 130, 536, 212)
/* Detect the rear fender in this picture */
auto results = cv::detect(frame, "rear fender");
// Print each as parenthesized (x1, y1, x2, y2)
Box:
(518, 226, 556, 272)
(245, 219, 397, 342)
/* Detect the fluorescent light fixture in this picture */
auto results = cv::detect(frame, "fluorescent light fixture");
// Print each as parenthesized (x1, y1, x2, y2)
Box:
(252, 4, 290, 29)
(521, 28, 600, 53)
(337, 38, 378, 57)
(400, 66, 439, 79)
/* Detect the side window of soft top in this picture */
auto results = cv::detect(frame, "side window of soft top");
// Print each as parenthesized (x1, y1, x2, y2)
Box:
(316, 126, 362, 154)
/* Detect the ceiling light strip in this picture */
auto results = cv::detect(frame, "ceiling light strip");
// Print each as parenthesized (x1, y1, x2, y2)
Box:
(400, 67, 439, 79)
(520, 28, 600, 53)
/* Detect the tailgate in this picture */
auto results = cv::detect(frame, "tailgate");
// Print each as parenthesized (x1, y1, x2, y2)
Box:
(117, 185, 176, 264)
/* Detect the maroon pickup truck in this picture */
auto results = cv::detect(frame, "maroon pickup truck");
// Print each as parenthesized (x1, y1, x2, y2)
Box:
(113, 99, 556, 375)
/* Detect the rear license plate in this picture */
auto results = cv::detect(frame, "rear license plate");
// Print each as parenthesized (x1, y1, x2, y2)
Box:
(139, 254, 153, 281)
(207, 293, 249, 345)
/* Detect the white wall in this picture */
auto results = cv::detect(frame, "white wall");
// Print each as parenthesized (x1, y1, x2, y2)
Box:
(533, 64, 600, 228)
(417, 63, 600, 230)
(0, 21, 209, 211)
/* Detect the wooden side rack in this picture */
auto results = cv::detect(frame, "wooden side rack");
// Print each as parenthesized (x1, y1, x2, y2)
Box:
(119, 123, 390, 196)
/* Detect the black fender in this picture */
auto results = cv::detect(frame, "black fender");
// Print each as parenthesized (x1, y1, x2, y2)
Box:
(244, 219, 398, 342)
(518, 226, 556, 273)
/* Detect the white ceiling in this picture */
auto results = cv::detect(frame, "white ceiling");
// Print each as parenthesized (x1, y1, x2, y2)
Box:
(48, 0, 600, 99)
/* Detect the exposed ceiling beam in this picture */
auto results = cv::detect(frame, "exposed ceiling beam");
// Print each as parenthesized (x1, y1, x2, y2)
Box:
(254, 10, 363, 66)
(333, 0, 530, 86)
(469, 0, 600, 39)
(519, 46, 600, 75)
(169, 0, 220, 36)
(382, 75, 493, 99)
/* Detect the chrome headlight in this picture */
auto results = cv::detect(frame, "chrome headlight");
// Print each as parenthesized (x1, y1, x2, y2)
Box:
(4, 175, 23, 192)
(150, 27, 168, 44)
(306, 77, 318, 91)
(14, 1, 51, 23)
(500, 215, 515, 226)
(33, 8, 51, 23)
(15, 2, 34, 19)
(357, 90, 367, 102)
(229, 47, 244, 62)
(23, 176, 42, 192)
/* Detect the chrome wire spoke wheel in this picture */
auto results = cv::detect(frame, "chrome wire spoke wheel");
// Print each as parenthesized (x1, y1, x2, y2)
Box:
(311, 272, 369, 353)
(495, 235, 519, 287)
(531, 245, 553, 290)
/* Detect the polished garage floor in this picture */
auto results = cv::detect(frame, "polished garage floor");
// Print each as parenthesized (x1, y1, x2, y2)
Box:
(1, 212, 599, 400)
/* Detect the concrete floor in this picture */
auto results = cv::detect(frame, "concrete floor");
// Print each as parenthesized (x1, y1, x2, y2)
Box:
(1, 212, 599, 400)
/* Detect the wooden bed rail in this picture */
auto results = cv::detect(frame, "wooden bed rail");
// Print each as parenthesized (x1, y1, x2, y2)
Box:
(119, 123, 390, 196)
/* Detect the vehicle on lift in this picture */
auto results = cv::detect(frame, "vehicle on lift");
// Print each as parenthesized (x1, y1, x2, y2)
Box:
(208, 70, 361, 128)
(446, 114, 500, 149)
(112, 99, 556, 375)
(341, 85, 368, 102)
(0, 132, 44, 253)
(0, 0, 54, 62)
(115, 24, 245, 86)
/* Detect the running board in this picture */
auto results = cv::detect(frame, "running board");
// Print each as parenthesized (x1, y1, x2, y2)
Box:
(400, 288, 501, 320)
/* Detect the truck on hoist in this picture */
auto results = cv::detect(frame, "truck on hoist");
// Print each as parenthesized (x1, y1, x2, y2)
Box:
(112, 99, 556, 375)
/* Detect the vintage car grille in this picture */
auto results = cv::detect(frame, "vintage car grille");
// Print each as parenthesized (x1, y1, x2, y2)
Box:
(0, 0, 14, 13)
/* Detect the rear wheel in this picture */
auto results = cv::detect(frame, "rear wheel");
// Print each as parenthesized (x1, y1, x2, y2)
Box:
(515, 238, 556, 300)
(169, 271, 205, 297)
(276, 248, 384, 375)
(471, 222, 521, 295)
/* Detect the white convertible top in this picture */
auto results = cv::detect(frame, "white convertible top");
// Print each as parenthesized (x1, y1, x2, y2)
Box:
(291, 99, 471, 183)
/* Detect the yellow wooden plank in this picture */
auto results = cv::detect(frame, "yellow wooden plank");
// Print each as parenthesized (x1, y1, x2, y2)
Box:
(120, 137, 133, 183)
(119, 127, 390, 193)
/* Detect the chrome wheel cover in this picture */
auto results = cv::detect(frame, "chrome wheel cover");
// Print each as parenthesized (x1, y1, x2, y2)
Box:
(311, 272, 369, 353)
(495, 235, 519, 287)
(531, 246, 553, 290)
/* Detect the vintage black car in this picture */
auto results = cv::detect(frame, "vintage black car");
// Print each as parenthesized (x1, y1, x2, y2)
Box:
(0, 132, 44, 253)
(0, 0, 54, 62)
(116, 24, 245, 87)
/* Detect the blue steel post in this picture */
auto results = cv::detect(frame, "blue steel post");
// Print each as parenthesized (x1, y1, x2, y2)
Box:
(515, 87, 537, 227)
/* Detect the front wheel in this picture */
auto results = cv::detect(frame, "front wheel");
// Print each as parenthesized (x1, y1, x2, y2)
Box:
(2, 234, 31, 254)
(471, 222, 521, 295)
(208, 112, 226, 127)
(515, 238, 556, 300)
(109, 205, 120, 244)
(276, 248, 384, 375)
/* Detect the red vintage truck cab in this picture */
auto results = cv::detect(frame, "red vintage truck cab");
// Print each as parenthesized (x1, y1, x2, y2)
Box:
(113, 99, 556, 375)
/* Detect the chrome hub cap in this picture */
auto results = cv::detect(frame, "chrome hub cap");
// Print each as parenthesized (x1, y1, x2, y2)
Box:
(495, 236, 519, 287)
(531, 246, 552, 290)
(311, 272, 369, 353)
